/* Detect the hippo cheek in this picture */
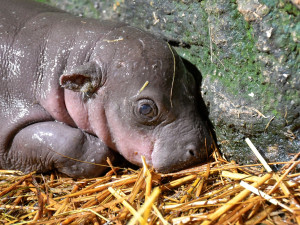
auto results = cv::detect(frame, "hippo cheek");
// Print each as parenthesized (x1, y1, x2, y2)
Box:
(112, 128, 155, 166)
(151, 121, 212, 173)
(106, 115, 156, 166)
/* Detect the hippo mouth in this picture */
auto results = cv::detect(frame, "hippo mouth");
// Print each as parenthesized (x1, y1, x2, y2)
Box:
(154, 159, 201, 173)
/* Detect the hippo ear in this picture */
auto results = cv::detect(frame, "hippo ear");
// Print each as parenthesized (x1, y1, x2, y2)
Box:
(59, 62, 102, 95)
(181, 57, 202, 86)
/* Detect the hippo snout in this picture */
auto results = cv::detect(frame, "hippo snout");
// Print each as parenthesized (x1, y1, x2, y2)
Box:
(151, 125, 212, 173)
(152, 142, 208, 173)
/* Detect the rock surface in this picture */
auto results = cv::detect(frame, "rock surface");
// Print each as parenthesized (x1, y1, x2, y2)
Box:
(46, 0, 299, 166)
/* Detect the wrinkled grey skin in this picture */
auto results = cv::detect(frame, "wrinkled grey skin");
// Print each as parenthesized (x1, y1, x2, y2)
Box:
(0, 0, 214, 178)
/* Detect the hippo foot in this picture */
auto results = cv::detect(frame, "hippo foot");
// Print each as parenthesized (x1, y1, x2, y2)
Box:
(3, 121, 116, 178)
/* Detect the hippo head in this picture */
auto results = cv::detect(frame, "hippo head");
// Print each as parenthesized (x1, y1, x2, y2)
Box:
(60, 26, 214, 173)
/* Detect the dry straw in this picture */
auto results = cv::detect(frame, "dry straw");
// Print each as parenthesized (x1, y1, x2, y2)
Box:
(0, 138, 299, 224)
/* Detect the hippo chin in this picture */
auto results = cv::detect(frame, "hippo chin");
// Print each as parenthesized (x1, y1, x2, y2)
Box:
(0, 0, 214, 178)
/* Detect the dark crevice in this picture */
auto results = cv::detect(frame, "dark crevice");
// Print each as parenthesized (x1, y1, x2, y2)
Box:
(165, 38, 191, 49)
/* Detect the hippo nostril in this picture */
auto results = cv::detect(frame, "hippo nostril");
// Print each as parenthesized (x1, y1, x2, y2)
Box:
(186, 144, 198, 158)
(189, 149, 195, 157)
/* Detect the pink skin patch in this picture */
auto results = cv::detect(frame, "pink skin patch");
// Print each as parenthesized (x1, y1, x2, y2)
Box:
(63, 90, 116, 149)
(40, 89, 76, 127)
(105, 110, 155, 166)
(63, 90, 91, 131)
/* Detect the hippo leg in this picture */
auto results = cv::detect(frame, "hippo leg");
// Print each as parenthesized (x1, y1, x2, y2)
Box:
(5, 122, 115, 178)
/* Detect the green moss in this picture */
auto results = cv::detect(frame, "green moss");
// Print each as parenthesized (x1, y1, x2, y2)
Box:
(35, 0, 49, 2)
(260, 0, 278, 8)
(283, 3, 300, 16)
(284, 89, 300, 103)
(176, 0, 298, 118)
(272, 109, 279, 116)
(210, 27, 263, 100)
(176, 5, 271, 104)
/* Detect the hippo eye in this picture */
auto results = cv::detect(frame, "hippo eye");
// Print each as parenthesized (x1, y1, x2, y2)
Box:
(135, 99, 158, 123)
(139, 104, 153, 116)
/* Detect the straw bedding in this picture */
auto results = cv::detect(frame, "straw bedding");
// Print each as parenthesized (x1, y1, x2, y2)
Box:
(0, 140, 299, 224)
